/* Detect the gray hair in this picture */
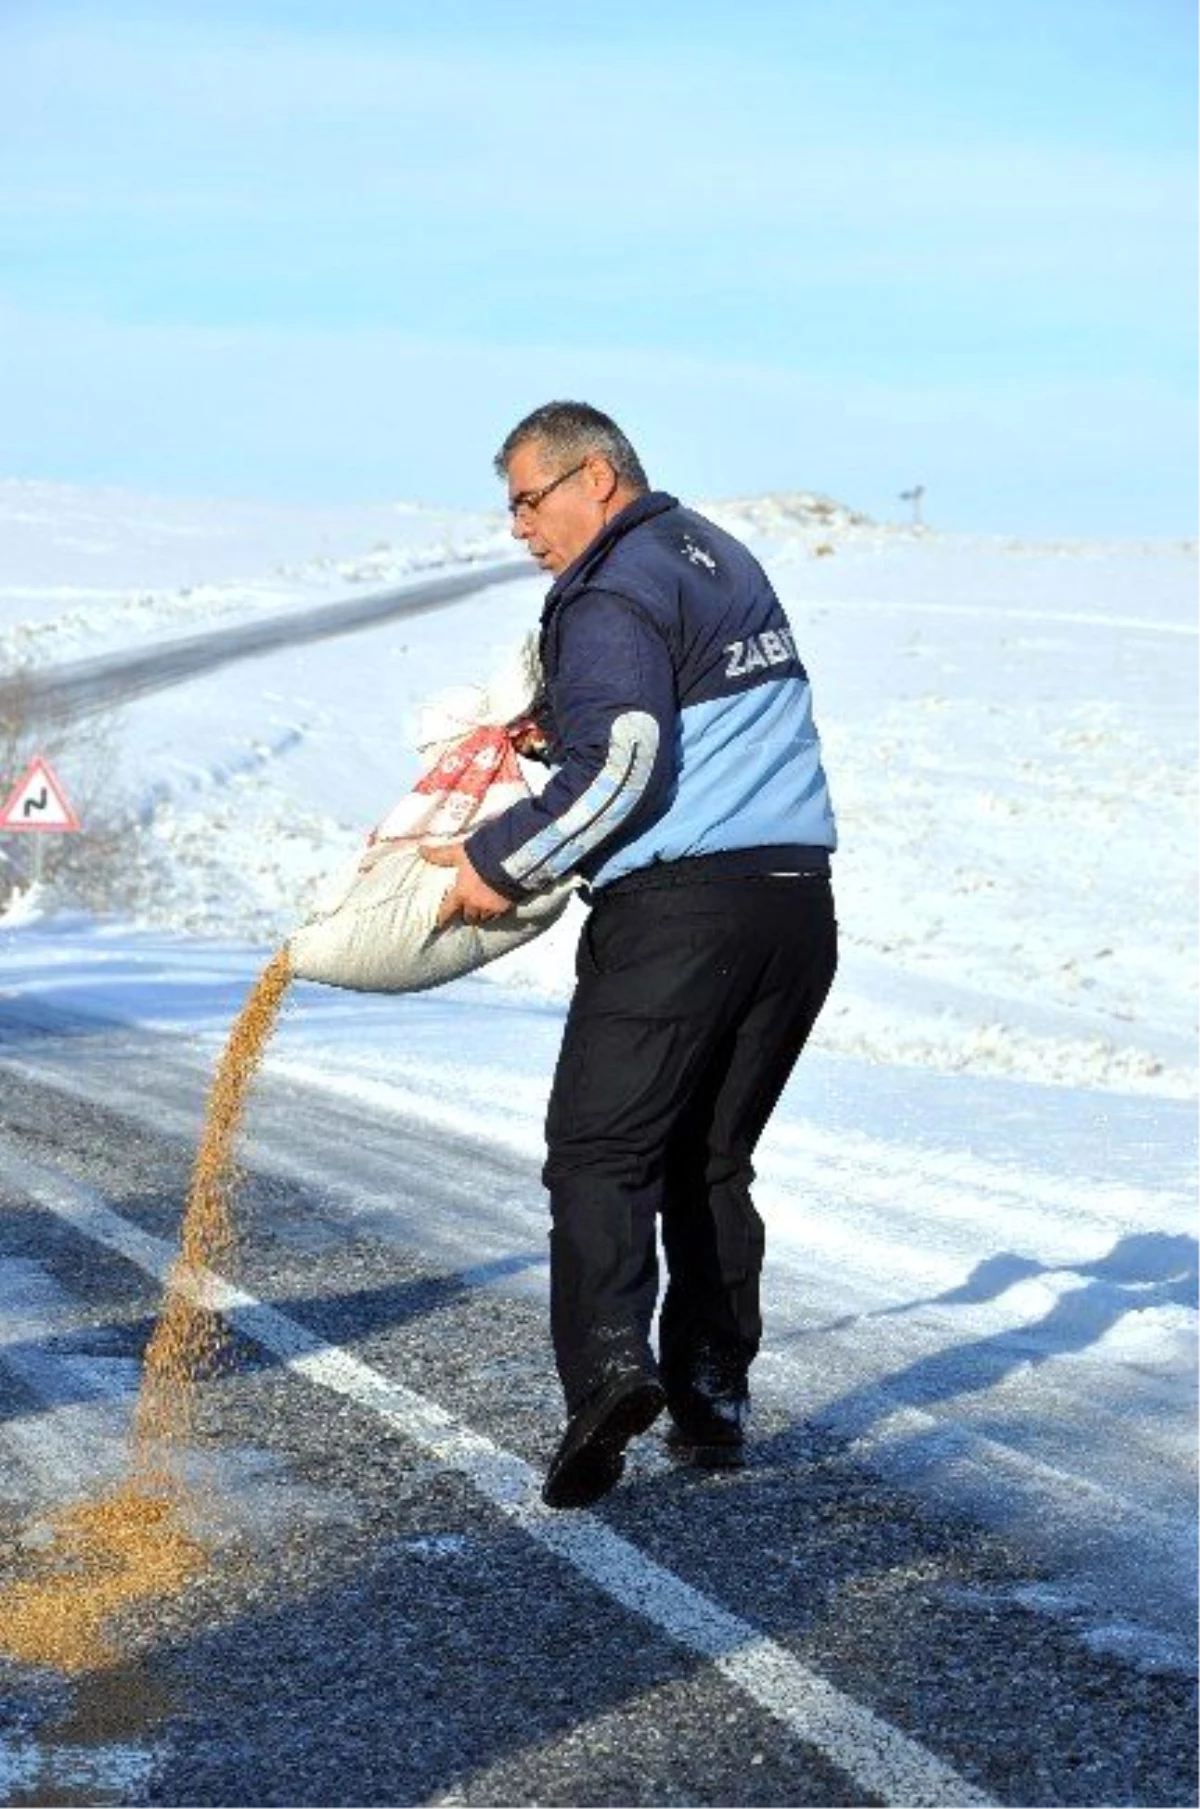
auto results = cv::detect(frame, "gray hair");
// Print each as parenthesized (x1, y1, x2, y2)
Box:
(494, 401, 649, 491)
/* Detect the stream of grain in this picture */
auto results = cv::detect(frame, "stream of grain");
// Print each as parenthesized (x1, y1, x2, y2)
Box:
(0, 948, 294, 1672)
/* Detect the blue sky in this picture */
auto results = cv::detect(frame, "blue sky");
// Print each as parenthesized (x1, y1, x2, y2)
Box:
(0, 0, 1195, 534)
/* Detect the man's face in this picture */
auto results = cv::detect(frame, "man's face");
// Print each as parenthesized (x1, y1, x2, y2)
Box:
(504, 441, 613, 576)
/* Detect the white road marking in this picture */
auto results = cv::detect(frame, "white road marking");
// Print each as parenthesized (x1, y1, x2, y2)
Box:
(0, 1257, 140, 1503)
(0, 1142, 995, 1808)
(0, 1257, 80, 1348)
(0, 1734, 157, 1805)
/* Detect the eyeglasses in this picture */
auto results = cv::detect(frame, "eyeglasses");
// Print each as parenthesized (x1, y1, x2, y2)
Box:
(507, 460, 588, 519)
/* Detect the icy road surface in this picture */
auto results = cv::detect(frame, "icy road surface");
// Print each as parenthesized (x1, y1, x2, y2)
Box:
(0, 982, 1194, 1807)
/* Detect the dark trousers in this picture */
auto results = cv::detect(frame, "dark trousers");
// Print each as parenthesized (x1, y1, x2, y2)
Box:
(543, 875, 837, 1411)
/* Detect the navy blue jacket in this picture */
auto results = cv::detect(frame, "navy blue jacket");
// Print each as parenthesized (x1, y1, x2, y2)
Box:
(466, 492, 836, 900)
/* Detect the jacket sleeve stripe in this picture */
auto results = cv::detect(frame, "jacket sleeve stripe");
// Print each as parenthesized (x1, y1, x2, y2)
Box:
(500, 710, 661, 887)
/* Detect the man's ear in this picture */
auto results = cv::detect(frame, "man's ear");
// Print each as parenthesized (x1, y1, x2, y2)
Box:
(584, 455, 618, 502)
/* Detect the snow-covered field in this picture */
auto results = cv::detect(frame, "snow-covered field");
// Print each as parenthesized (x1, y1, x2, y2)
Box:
(0, 478, 1195, 1670)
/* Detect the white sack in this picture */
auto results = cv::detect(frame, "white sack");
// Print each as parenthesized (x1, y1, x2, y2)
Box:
(288, 640, 572, 993)
(288, 837, 568, 994)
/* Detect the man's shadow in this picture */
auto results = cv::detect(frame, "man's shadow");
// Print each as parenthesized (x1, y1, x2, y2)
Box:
(782, 1229, 1197, 1440)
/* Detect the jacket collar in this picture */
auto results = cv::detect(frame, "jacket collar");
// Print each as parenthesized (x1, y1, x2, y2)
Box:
(542, 490, 678, 614)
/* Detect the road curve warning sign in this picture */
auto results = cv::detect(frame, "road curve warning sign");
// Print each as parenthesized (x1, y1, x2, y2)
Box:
(0, 756, 81, 832)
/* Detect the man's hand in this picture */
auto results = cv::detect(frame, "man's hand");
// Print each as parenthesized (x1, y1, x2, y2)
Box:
(420, 843, 513, 928)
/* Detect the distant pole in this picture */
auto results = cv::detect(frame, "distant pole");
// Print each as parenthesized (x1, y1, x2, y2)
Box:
(898, 484, 925, 528)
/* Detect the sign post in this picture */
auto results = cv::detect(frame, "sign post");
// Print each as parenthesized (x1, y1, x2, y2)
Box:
(0, 756, 82, 890)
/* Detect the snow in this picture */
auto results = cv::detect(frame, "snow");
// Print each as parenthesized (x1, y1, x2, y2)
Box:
(0, 478, 1195, 1672)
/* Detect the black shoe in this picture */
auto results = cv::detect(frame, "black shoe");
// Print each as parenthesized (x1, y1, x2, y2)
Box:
(665, 1424, 747, 1469)
(665, 1383, 749, 1469)
(542, 1373, 666, 1510)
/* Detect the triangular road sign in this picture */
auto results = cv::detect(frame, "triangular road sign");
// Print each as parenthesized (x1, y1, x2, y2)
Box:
(0, 755, 81, 832)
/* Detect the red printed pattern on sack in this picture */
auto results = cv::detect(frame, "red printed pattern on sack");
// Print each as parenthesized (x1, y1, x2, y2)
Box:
(365, 724, 530, 852)
(413, 726, 522, 799)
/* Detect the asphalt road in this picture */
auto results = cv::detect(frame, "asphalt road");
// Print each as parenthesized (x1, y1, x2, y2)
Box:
(0, 999, 1194, 1808)
(18, 561, 528, 727)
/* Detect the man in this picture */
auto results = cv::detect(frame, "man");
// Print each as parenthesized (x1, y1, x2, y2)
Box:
(422, 401, 837, 1510)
